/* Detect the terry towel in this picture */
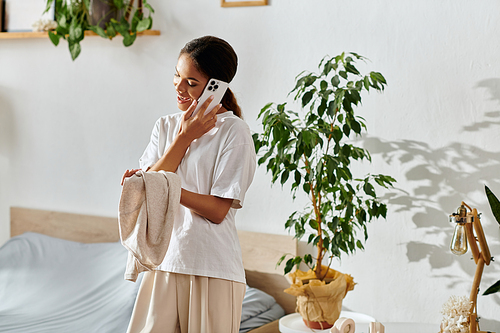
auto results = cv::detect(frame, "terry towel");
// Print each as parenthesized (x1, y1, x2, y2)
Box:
(118, 170, 181, 282)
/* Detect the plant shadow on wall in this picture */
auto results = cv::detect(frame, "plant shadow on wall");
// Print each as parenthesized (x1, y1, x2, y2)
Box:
(362, 78, 500, 327)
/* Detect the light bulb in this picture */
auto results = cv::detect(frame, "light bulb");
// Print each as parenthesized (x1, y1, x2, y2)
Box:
(450, 222, 468, 255)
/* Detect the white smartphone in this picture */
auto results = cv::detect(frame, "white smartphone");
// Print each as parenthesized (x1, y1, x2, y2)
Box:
(191, 78, 229, 117)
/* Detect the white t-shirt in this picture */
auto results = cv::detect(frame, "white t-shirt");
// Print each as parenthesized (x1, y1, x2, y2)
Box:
(138, 111, 256, 283)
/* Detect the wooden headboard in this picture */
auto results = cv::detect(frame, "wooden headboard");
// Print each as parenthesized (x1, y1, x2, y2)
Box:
(10, 206, 297, 314)
(10, 207, 119, 243)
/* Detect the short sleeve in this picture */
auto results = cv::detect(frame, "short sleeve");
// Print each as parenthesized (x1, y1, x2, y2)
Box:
(139, 119, 162, 171)
(211, 142, 257, 209)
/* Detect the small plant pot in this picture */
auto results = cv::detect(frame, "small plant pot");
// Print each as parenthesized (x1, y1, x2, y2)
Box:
(89, 0, 124, 29)
(303, 318, 334, 329)
(285, 268, 356, 329)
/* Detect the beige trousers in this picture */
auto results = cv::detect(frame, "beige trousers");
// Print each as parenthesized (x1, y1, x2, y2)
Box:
(126, 271, 246, 333)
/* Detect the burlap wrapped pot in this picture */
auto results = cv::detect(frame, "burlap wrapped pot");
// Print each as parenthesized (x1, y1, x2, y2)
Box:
(284, 266, 355, 326)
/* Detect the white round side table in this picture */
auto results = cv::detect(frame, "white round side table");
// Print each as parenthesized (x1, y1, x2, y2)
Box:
(279, 313, 439, 333)
(279, 311, 375, 333)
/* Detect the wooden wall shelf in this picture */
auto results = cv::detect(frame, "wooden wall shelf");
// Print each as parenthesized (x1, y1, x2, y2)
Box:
(0, 30, 161, 39)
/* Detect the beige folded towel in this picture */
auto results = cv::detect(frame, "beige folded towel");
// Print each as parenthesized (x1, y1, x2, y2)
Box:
(118, 170, 181, 282)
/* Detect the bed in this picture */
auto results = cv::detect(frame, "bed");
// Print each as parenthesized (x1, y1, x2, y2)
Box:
(0, 207, 297, 333)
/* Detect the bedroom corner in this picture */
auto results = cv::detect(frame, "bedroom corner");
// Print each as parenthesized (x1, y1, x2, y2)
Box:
(1, 0, 500, 332)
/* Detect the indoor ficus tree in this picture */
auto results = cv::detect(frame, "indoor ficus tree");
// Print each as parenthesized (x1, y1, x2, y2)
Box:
(253, 52, 396, 281)
(44, 0, 154, 60)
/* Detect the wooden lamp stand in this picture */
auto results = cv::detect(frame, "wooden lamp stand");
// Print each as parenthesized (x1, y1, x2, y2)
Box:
(451, 202, 494, 333)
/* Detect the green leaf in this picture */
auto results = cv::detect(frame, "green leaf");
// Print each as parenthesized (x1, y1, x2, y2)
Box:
(342, 123, 351, 136)
(485, 185, 500, 226)
(294, 221, 305, 240)
(113, 0, 124, 9)
(69, 19, 83, 42)
(58, 14, 68, 29)
(308, 233, 315, 244)
(317, 99, 327, 117)
(44, 0, 55, 13)
(483, 279, 500, 296)
(304, 254, 313, 265)
(345, 63, 360, 75)
(302, 90, 314, 107)
(285, 214, 296, 229)
(303, 182, 311, 194)
(331, 75, 340, 87)
(304, 75, 317, 87)
(122, 33, 137, 47)
(309, 219, 318, 230)
(280, 170, 290, 185)
(332, 126, 342, 143)
(378, 204, 387, 218)
(319, 80, 327, 91)
(106, 23, 117, 38)
(113, 19, 130, 36)
(258, 149, 273, 166)
(341, 144, 351, 157)
(48, 31, 60, 46)
(363, 76, 370, 90)
(276, 254, 288, 267)
(69, 41, 81, 61)
(144, 3, 155, 13)
(363, 182, 376, 197)
(137, 17, 152, 32)
(343, 96, 353, 113)
(89, 25, 107, 39)
(327, 101, 336, 118)
(294, 170, 302, 187)
(259, 102, 274, 117)
(350, 119, 361, 134)
(371, 71, 387, 84)
(284, 258, 295, 275)
(323, 237, 330, 250)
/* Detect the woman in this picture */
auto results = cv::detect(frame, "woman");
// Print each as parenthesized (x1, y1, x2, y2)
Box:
(121, 36, 256, 333)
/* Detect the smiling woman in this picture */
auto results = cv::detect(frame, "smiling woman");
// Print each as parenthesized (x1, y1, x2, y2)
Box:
(121, 36, 257, 333)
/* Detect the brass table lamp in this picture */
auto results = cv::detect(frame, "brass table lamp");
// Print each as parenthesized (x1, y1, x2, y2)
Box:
(449, 202, 494, 333)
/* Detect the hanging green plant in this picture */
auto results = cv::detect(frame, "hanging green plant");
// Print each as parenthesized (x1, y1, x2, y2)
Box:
(44, 0, 155, 60)
(253, 52, 396, 281)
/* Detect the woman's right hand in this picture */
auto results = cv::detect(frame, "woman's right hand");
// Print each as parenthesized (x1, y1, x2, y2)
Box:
(148, 97, 222, 174)
(121, 169, 141, 186)
(179, 96, 222, 142)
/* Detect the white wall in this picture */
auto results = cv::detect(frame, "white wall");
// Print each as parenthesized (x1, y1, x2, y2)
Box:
(1, 0, 499, 328)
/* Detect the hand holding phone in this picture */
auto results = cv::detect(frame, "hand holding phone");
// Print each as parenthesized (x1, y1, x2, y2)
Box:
(191, 78, 229, 117)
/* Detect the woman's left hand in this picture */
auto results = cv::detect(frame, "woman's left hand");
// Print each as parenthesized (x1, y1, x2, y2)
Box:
(121, 169, 141, 186)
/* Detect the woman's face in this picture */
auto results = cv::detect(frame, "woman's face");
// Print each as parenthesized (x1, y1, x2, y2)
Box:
(173, 54, 208, 112)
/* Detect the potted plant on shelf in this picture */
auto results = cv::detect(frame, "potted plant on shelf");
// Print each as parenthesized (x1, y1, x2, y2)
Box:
(252, 52, 396, 329)
(44, 0, 154, 60)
